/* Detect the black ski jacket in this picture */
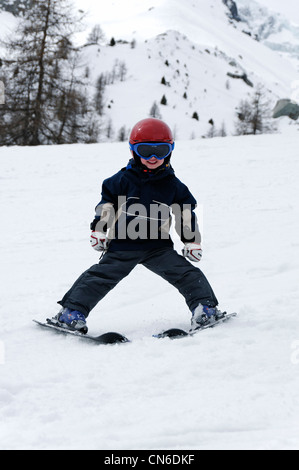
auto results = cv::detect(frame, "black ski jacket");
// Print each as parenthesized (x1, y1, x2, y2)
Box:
(90, 159, 201, 251)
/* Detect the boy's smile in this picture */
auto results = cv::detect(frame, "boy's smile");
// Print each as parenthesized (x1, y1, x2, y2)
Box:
(140, 157, 164, 169)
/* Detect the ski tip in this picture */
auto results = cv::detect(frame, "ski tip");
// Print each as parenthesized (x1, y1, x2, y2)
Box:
(153, 328, 189, 339)
(94, 331, 130, 344)
(33, 319, 45, 326)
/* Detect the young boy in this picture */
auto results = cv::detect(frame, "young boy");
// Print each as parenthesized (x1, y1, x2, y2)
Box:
(51, 118, 224, 334)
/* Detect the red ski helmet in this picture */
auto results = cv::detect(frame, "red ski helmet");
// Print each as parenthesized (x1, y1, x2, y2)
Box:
(129, 118, 174, 144)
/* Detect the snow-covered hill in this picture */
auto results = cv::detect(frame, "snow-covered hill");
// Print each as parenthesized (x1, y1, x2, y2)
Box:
(73, 0, 299, 139)
(1, 0, 299, 140)
(231, 0, 299, 68)
(1, 132, 299, 449)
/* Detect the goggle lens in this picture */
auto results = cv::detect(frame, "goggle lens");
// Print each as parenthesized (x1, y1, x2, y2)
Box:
(130, 142, 174, 160)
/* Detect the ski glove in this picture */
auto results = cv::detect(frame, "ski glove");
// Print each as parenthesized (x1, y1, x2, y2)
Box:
(182, 243, 202, 262)
(90, 231, 109, 251)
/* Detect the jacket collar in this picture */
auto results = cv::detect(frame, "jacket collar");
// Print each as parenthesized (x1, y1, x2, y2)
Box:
(125, 158, 174, 179)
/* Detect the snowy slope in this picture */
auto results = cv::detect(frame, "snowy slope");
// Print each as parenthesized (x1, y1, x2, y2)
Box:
(75, 0, 299, 41)
(1, 132, 299, 450)
(244, 0, 299, 26)
(1, 1, 299, 140)
(233, 0, 299, 70)
(74, 0, 299, 139)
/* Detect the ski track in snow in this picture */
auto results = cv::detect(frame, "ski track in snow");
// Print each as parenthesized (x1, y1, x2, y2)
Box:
(0, 133, 299, 450)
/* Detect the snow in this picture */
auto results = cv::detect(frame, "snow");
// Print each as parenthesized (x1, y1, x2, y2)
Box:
(1, 0, 299, 450)
(247, 0, 299, 26)
(1, 131, 299, 450)
(74, 0, 299, 39)
(0, 10, 18, 53)
(80, 29, 297, 139)
(1, 1, 299, 140)
(72, 0, 299, 140)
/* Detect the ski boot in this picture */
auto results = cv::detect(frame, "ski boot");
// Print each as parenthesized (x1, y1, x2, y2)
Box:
(49, 307, 88, 334)
(191, 304, 226, 330)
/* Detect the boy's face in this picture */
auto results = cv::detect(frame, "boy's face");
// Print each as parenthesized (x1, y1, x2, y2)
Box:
(140, 157, 165, 170)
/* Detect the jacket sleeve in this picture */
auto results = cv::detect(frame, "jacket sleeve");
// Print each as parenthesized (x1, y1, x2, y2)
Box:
(90, 175, 119, 233)
(173, 180, 201, 244)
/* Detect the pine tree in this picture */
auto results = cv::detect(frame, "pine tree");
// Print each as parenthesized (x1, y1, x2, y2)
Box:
(95, 74, 106, 116)
(0, 0, 99, 145)
(160, 94, 167, 106)
(234, 100, 253, 135)
(149, 101, 162, 119)
(206, 119, 216, 138)
(117, 125, 127, 142)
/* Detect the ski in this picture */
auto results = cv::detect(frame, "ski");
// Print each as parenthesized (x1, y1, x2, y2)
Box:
(34, 312, 237, 344)
(33, 319, 130, 345)
(154, 312, 237, 339)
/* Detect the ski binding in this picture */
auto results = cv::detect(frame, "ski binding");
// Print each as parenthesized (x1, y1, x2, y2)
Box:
(154, 312, 237, 339)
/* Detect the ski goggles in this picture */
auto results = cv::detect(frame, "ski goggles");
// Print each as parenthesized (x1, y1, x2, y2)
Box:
(129, 142, 175, 160)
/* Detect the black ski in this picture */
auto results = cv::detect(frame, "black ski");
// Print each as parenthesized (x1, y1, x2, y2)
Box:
(34, 312, 237, 344)
(33, 319, 130, 345)
(154, 312, 237, 339)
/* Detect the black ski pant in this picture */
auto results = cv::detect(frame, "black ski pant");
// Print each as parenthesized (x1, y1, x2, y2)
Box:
(58, 247, 218, 317)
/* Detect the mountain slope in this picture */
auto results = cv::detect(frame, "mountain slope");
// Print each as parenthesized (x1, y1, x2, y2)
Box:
(230, 0, 299, 69)
(76, 0, 299, 139)
(1, 1, 298, 141)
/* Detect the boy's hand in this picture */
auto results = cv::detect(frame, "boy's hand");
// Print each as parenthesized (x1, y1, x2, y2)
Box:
(182, 243, 202, 262)
(90, 231, 109, 251)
